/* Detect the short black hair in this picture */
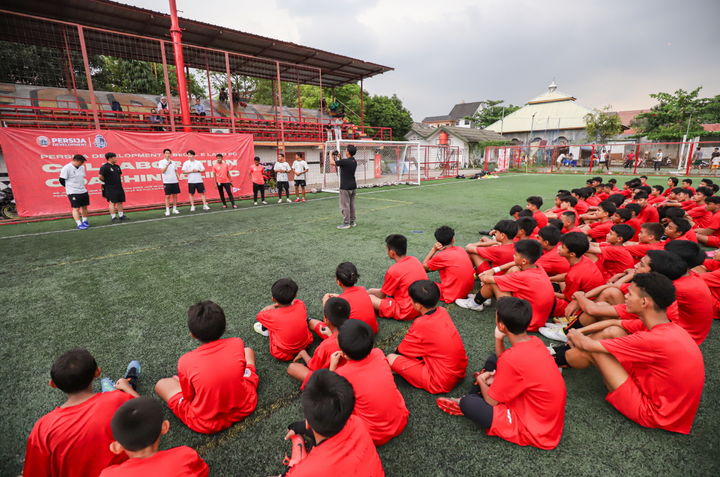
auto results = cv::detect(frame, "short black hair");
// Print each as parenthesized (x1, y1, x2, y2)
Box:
(526, 196, 543, 208)
(105, 152, 117, 160)
(633, 191, 649, 200)
(346, 144, 357, 156)
(560, 232, 589, 257)
(538, 225, 561, 245)
(111, 397, 164, 451)
(668, 177, 679, 186)
(408, 280, 440, 309)
(640, 175, 648, 180)
(664, 240, 705, 269)
(611, 224, 634, 243)
(72, 154, 87, 163)
(514, 239, 542, 263)
(548, 218, 564, 231)
(338, 320, 374, 361)
(667, 217, 691, 235)
(186, 150, 195, 156)
(560, 211, 576, 223)
(682, 178, 693, 185)
(496, 296, 532, 335)
(187, 300, 226, 343)
(385, 234, 407, 256)
(624, 203, 641, 216)
(518, 209, 534, 218)
(509, 204, 523, 216)
(254, 156, 261, 161)
(516, 217, 537, 237)
(608, 178, 617, 185)
(672, 187, 690, 196)
(301, 370, 355, 438)
(216, 153, 223, 158)
(646, 250, 686, 280)
(599, 200, 617, 216)
(606, 194, 627, 207)
(434, 225, 455, 246)
(664, 207, 686, 220)
(162, 148, 172, 154)
(696, 186, 713, 197)
(707, 196, 720, 205)
(559, 195, 578, 207)
(636, 185, 652, 195)
(335, 262, 359, 287)
(652, 185, 664, 194)
(632, 272, 676, 311)
(614, 208, 632, 222)
(50, 349, 98, 393)
(641, 222, 664, 240)
(271, 278, 298, 305)
(324, 297, 351, 328)
(494, 219, 518, 239)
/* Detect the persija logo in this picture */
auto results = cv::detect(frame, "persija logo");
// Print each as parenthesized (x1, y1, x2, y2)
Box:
(37, 136, 50, 147)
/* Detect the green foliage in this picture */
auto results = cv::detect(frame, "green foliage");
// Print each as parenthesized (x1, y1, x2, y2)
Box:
(92, 57, 205, 98)
(0, 41, 87, 88)
(632, 88, 719, 140)
(364, 93, 413, 139)
(584, 106, 624, 143)
(465, 100, 521, 128)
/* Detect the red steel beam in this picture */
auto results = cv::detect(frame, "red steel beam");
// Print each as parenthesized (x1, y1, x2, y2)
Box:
(168, 0, 192, 131)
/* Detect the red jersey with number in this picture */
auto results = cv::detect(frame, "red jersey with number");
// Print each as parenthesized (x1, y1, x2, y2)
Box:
(256, 300, 313, 360)
(487, 337, 566, 449)
(380, 256, 428, 320)
(602, 322, 704, 434)
(597, 243, 635, 280)
(99, 446, 209, 477)
(426, 245, 475, 303)
(563, 256, 605, 300)
(336, 348, 409, 445)
(396, 307, 467, 393)
(495, 267, 555, 331)
(536, 246, 570, 276)
(339, 286, 378, 334)
(673, 275, 713, 344)
(23, 391, 133, 477)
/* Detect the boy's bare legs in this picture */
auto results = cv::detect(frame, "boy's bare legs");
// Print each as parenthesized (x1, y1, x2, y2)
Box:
(480, 282, 511, 300)
(200, 193, 208, 207)
(367, 289, 386, 310)
(245, 347, 255, 367)
(154, 376, 182, 403)
(565, 326, 627, 369)
(188, 193, 195, 208)
(597, 287, 625, 305)
(287, 362, 311, 383)
(308, 318, 331, 338)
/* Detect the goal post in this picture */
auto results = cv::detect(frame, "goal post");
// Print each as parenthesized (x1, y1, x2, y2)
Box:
(322, 140, 421, 192)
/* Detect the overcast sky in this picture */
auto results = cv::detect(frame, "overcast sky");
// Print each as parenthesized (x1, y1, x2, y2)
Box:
(126, 0, 720, 121)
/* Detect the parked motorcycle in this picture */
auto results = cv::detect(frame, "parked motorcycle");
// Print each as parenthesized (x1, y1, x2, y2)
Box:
(0, 184, 18, 219)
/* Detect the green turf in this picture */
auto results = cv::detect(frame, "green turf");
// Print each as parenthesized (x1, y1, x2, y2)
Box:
(1, 174, 718, 476)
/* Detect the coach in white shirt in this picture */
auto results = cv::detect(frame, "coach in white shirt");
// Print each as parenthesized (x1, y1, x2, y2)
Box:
(182, 150, 210, 211)
(158, 148, 181, 216)
(59, 154, 90, 230)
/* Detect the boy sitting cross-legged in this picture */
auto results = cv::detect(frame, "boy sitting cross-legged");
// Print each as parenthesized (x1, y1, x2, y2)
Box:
(422, 225, 475, 304)
(255, 278, 313, 360)
(322, 262, 378, 335)
(155, 301, 258, 434)
(100, 397, 209, 476)
(387, 280, 468, 394)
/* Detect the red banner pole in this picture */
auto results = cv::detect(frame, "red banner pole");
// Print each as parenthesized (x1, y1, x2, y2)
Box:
(168, 0, 192, 132)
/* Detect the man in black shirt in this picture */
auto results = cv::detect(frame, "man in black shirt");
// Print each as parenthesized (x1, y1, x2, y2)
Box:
(99, 152, 127, 223)
(331, 145, 358, 229)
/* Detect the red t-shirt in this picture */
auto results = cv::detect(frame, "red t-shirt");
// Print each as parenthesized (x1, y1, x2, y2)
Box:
(23, 391, 133, 477)
(476, 242, 515, 267)
(648, 195, 666, 206)
(563, 256, 605, 300)
(532, 210, 548, 228)
(586, 196, 602, 206)
(99, 446, 209, 477)
(597, 243, 635, 280)
(380, 256, 428, 320)
(212, 162, 231, 183)
(626, 217, 642, 241)
(673, 275, 713, 344)
(301, 332, 341, 389)
(487, 337, 566, 449)
(624, 241, 665, 261)
(587, 220, 613, 241)
(495, 267, 555, 331)
(707, 211, 720, 233)
(396, 307, 468, 393)
(336, 348, 409, 445)
(620, 189, 633, 198)
(574, 199, 590, 215)
(339, 286, 378, 334)
(700, 269, 720, 319)
(177, 337, 258, 433)
(426, 246, 475, 303)
(637, 205, 659, 224)
(536, 246, 570, 276)
(250, 164, 266, 185)
(602, 322, 704, 434)
(687, 205, 712, 228)
(680, 200, 696, 211)
(286, 416, 384, 476)
(256, 300, 313, 360)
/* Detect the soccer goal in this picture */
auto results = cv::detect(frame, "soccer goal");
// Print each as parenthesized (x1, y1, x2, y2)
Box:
(322, 140, 421, 192)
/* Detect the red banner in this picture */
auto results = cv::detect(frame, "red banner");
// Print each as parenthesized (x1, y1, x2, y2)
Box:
(0, 129, 255, 216)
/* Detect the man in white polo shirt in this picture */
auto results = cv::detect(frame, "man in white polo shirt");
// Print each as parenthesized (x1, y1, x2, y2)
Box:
(182, 150, 210, 212)
(59, 154, 90, 230)
(158, 148, 180, 216)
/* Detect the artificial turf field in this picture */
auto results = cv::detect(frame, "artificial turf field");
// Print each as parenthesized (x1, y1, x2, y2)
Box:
(1, 173, 718, 477)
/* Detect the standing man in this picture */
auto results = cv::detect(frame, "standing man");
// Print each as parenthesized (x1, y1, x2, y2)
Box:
(59, 154, 90, 230)
(274, 153, 292, 204)
(654, 148, 663, 172)
(182, 150, 210, 212)
(292, 152, 309, 203)
(213, 153, 236, 209)
(158, 148, 180, 216)
(331, 146, 357, 229)
(98, 152, 127, 223)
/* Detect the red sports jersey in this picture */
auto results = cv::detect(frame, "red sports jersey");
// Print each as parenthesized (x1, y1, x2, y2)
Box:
(707, 211, 720, 232)
(533, 210, 548, 228)
(99, 446, 209, 477)
(680, 200, 696, 211)
(673, 274, 713, 344)
(536, 246, 570, 276)
(597, 243, 635, 280)
(587, 220, 613, 241)
(700, 269, 720, 319)
(619, 189, 633, 198)
(586, 196, 602, 206)
(602, 322, 704, 434)
(379, 256, 428, 320)
(256, 300, 313, 360)
(394, 307, 468, 393)
(494, 267, 555, 331)
(301, 332, 341, 389)
(426, 245, 475, 303)
(336, 348, 409, 445)
(339, 286, 378, 334)
(648, 195, 666, 206)
(23, 391, 133, 477)
(687, 205, 712, 228)
(172, 337, 258, 434)
(637, 205, 659, 224)
(286, 416, 384, 477)
(487, 337, 566, 449)
(624, 241, 665, 261)
(574, 200, 590, 215)
(476, 242, 515, 267)
(626, 217, 642, 241)
(563, 256, 605, 300)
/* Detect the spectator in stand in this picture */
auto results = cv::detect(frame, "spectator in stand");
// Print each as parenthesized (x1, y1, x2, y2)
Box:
(193, 98, 206, 118)
(149, 109, 163, 131)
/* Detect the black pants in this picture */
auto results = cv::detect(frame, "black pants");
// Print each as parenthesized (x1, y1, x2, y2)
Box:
(459, 354, 497, 429)
(217, 182, 234, 206)
(277, 181, 289, 199)
(253, 183, 265, 201)
(654, 161, 662, 171)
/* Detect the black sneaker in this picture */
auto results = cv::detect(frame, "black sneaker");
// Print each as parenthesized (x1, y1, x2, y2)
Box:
(111, 217, 120, 224)
(119, 215, 128, 221)
(124, 360, 141, 390)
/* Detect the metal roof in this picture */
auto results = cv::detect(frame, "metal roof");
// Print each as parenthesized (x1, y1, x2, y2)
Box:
(0, 0, 393, 87)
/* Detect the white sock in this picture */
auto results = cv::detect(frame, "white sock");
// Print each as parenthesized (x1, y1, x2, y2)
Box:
(75, 219, 82, 225)
(118, 211, 124, 217)
(166, 207, 170, 212)
(111, 213, 117, 219)
(81, 216, 87, 222)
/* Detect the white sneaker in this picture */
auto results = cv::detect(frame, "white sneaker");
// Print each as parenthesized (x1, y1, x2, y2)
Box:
(543, 322, 565, 330)
(278, 198, 283, 203)
(286, 198, 292, 203)
(546, 346, 556, 356)
(455, 297, 484, 312)
(190, 206, 196, 212)
(483, 298, 492, 306)
(203, 205, 210, 210)
(262, 201, 268, 204)
(172, 208, 179, 214)
(540, 326, 568, 343)
(253, 322, 269, 337)
(164, 209, 170, 216)
(254, 202, 258, 206)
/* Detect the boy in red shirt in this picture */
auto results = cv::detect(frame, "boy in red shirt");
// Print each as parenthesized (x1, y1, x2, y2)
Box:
(255, 278, 313, 360)
(368, 234, 428, 320)
(648, 185, 666, 205)
(580, 201, 616, 240)
(331, 320, 409, 445)
(322, 262, 378, 334)
(686, 186, 713, 228)
(552, 232, 605, 317)
(249, 156, 268, 205)
(696, 196, 720, 247)
(100, 397, 208, 476)
(387, 280, 468, 393)
(526, 195, 548, 228)
(562, 273, 704, 434)
(283, 370, 384, 476)
(436, 297, 566, 449)
(587, 224, 635, 280)
(624, 222, 666, 261)
(212, 153, 236, 209)
(464, 219, 518, 274)
(23, 349, 140, 477)
(633, 191, 660, 223)
(423, 225, 475, 304)
(288, 297, 350, 388)
(155, 301, 258, 434)
(536, 226, 570, 277)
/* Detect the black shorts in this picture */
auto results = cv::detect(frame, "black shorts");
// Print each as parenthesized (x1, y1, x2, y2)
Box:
(68, 192, 90, 208)
(294, 179, 306, 187)
(102, 186, 126, 203)
(188, 183, 205, 194)
(163, 183, 181, 195)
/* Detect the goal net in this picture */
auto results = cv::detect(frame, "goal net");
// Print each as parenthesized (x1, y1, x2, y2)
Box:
(322, 140, 421, 192)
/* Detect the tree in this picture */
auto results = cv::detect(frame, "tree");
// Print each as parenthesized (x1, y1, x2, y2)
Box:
(632, 88, 708, 141)
(465, 100, 521, 128)
(584, 106, 624, 143)
(364, 94, 413, 139)
(92, 57, 205, 98)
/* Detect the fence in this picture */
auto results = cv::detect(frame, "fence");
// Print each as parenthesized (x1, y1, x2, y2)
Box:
(420, 145, 461, 180)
